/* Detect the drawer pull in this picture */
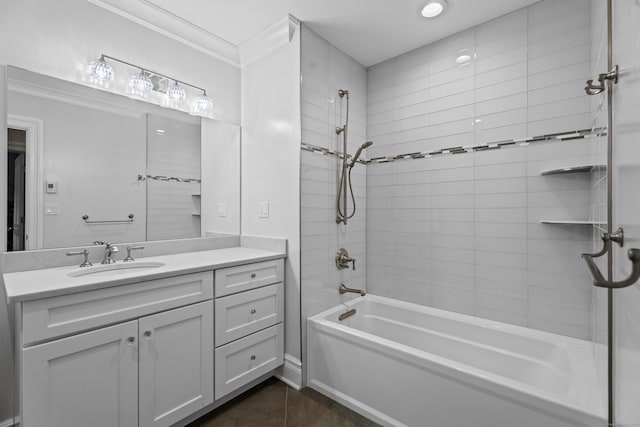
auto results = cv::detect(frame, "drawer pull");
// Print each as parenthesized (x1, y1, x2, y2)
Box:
(250, 309, 257, 314)
(143, 331, 152, 340)
(250, 355, 256, 360)
(126, 336, 136, 346)
(250, 273, 257, 279)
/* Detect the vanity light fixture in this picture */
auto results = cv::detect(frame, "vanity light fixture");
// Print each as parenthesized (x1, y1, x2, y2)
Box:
(87, 55, 114, 83)
(86, 54, 214, 116)
(166, 80, 187, 103)
(192, 92, 214, 115)
(130, 70, 153, 97)
(420, 0, 448, 18)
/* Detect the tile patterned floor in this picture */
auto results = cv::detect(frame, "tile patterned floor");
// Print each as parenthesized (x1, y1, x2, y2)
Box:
(187, 378, 381, 427)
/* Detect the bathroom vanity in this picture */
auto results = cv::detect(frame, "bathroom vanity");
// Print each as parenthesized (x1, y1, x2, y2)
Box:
(4, 245, 285, 427)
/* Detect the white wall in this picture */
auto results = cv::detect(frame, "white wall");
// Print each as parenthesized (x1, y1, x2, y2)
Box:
(0, 66, 13, 424)
(201, 120, 241, 235)
(365, 0, 598, 339)
(0, 0, 240, 421)
(299, 25, 368, 381)
(611, 2, 640, 425)
(0, 0, 240, 125)
(240, 18, 302, 382)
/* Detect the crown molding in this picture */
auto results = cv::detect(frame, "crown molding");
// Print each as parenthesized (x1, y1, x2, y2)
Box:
(88, 0, 241, 67)
(239, 15, 300, 68)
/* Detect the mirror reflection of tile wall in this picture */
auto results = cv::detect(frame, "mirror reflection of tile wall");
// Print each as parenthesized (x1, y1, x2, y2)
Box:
(146, 114, 202, 241)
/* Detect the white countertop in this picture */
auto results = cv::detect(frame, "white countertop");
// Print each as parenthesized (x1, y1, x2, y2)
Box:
(4, 246, 286, 303)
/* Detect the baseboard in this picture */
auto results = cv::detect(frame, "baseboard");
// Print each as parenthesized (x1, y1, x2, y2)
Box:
(275, 353, 302, 390)
(0, 418, 15, 427)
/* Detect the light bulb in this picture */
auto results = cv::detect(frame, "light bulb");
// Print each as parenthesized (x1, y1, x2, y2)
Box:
(167, 81, 187, 103)
(420, 0, 448, 18)
(192, 93, 213, 115)
(130, 71, 153, 96)
(88, 57, 114, 83)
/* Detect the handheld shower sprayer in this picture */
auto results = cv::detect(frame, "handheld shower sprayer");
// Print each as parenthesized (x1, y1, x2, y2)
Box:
(349, 141, 373, 168)
(335, 88, 373, 225)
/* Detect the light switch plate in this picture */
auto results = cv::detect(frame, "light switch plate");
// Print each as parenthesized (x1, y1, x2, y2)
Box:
(44, 204, 59, 215)
(217, 203, 227, 217)
(258, 201, 269, 218)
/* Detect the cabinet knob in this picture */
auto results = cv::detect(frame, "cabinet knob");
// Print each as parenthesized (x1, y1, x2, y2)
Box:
(250, 273, 256, 279)
(250, 309, 257, 314)
(126, 337, 136, 346)
(143, 331, 152, 340)
(250, 355, 256, 360)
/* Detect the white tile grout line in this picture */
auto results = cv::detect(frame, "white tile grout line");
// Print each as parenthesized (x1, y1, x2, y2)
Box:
(301, 127, 607, 165)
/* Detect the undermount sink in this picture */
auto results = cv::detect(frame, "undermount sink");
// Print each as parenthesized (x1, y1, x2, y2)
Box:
(67, 261, 165, 278)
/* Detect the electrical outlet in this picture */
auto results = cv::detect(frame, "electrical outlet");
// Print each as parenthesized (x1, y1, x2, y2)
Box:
(258, 201, 269, 218)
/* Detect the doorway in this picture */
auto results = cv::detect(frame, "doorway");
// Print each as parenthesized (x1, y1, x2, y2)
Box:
(7, 128, 26, 251)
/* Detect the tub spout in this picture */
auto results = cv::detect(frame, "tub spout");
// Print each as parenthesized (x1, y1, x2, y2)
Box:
(339, 283, 366, 296)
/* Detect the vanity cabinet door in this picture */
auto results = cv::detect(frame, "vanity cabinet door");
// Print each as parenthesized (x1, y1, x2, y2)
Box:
(138, 300, 214, 427)
(22, 320, 139, 427)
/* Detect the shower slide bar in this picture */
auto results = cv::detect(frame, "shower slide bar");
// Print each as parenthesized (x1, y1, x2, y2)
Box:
(582, 227, 640, 289)
(82, 213, 135, 224)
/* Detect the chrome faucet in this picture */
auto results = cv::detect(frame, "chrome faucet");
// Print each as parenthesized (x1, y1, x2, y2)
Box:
(94, 241, 119, 264)
(339, 283, 366, 296)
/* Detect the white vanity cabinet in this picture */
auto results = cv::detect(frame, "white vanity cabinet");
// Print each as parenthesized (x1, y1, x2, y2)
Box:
(213, 259, 285, 399)
(9, 252, 287, 427)
(22, 320, 140, 427)
(19, 271, 215, 427)
(138, 300, 213, 427)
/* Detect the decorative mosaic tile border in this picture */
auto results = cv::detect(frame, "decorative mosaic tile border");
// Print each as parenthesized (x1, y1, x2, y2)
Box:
(146, 174, 201, 183)
(301, 127, 606, 165)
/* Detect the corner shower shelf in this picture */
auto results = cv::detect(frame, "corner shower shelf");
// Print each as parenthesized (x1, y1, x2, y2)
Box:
(540, 220, 606, 225)
(540, 164, 606, 176)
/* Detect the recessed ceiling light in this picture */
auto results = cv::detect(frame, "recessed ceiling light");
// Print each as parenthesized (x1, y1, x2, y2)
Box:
(420, 0, 448, 18)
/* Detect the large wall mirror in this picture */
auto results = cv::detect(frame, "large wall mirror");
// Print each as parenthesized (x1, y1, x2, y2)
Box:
(6, 66, 240, 251)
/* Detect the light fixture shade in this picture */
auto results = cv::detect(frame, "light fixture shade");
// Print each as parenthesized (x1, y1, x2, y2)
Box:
(88, 57, 114, 83)
(192, 93, 214, 115)
(130, 71, 153, 96)
(167, 81, 187, 103)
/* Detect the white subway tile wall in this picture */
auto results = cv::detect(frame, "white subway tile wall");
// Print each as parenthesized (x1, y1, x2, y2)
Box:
(365, 0, 599, 340)
(300, 25, 368, 348)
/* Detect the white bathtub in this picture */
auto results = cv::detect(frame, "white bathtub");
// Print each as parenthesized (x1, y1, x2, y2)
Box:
(307, 295, 606, 427)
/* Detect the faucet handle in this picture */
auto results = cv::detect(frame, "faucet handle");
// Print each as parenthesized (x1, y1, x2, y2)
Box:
(66, 249, 92, 267)
(124, 246, 145, 262)
(335, 248, 356, 270)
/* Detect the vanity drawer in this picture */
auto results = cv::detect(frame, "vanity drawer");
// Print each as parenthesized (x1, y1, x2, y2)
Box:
(22, 271, 214, 345)
(215, 259, 284, 297)
(214, 323, 284, 399)
(215, 282, 284, 346)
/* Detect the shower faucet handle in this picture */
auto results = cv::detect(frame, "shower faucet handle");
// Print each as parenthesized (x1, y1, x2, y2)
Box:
(336, 248, 356, 270)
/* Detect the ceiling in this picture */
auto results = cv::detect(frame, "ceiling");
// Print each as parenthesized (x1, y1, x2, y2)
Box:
(92, 0, 541, 67)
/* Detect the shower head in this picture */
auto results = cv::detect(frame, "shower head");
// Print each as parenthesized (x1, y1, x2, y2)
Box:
(349, 141, 374, 168)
